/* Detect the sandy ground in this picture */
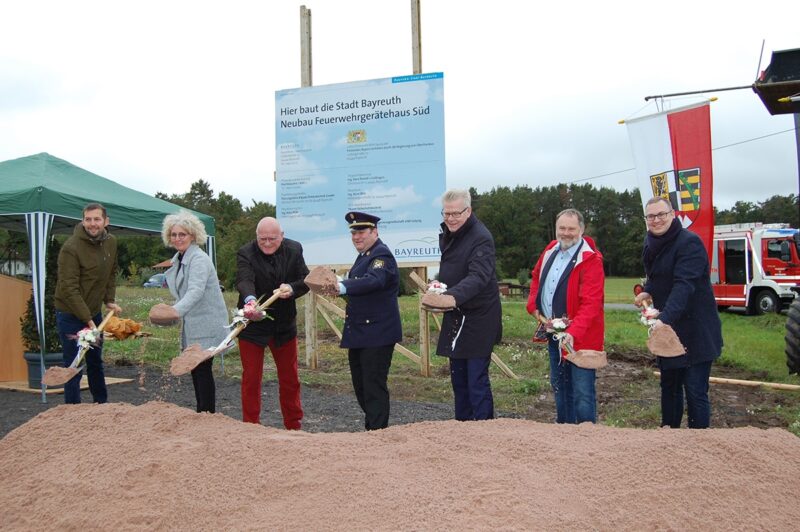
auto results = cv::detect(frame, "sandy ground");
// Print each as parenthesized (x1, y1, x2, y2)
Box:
(2, 401, 799, 531)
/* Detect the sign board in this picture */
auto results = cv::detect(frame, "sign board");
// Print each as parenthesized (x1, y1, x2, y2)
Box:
(275, 73, 445, 266)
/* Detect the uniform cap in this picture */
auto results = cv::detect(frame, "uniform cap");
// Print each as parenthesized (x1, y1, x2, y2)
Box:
(346, 211, 380, 229)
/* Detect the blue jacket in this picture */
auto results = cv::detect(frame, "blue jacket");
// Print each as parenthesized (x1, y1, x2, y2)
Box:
(340, 238, 402, 349)
(435, 214, 502, 359)
(643, 228, 723, 368)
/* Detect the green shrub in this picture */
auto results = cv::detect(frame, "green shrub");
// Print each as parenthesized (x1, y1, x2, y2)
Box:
(19, 238, 62, 352)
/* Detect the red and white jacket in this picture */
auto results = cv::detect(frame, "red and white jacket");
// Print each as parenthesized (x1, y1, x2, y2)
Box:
(526, 236, 605, 352)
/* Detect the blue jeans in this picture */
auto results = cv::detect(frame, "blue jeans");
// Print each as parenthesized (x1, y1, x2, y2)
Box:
(56, 310, 107, 404)
(449, 356, 494, 421)
(660, 361, 713, 428)
(548, 338, 596, 423)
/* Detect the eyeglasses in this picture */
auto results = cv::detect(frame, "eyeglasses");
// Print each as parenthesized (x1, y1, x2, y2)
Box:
(258, 236, 282, 243)
(644, 211, 673, 222)
(169, 232, 190, 239)
(441, 207, 469, 219)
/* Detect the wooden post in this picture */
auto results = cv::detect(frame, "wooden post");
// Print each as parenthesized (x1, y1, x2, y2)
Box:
(305, 292, 318, 369)
(300, 6, 312, 87)
(410, 0, 422, 74)
(299, 5, 317, 369)
(415, 266, 430, 376)
(654, 371, 800, 391)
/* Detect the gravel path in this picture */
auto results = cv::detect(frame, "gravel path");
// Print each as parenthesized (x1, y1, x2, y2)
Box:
(0, 360, 457, 438)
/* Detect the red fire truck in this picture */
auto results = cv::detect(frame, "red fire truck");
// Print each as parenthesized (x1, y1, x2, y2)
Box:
(711, 223, 800, 314)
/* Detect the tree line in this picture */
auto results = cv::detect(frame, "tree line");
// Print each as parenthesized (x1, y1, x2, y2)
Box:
(473, 185, 799, 281)
(1, 181, 797, 287)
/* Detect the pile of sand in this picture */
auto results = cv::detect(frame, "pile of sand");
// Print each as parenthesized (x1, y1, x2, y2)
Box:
(2, 401, 799, 530)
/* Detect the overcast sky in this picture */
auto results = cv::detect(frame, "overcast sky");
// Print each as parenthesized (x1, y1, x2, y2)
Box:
(1, 0, 798, 212)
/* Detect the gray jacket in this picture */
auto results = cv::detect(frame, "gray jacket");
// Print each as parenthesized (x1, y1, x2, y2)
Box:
(165, 244, 229, 350)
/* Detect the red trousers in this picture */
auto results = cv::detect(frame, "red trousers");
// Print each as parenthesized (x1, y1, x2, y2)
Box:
(239, 337, 303, 429)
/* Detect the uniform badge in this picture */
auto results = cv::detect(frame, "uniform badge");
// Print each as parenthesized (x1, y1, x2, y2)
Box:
(372, 259, 385, 269)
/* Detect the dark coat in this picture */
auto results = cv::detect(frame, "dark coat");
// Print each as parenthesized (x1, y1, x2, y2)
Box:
(340, 238, 402, 349)
(235, 238, 310, 347)
(435, 214, 502, 359)
(643, 227, 723, 368)
(54, 224, 118, 323)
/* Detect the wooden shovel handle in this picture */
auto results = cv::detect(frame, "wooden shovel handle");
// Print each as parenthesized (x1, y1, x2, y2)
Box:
(257, 291, 282, 310)
(96, 309, 116, 331)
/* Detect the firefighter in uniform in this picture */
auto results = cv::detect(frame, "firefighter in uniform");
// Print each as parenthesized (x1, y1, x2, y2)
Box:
(334, 211, 402, 430)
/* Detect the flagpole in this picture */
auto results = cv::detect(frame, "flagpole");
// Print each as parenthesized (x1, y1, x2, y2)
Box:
(644, 84, 753, 101)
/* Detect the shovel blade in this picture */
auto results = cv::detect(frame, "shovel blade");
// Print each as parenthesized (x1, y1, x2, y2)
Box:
(169, 344, 215, 376)
(42, 366, 80, 387)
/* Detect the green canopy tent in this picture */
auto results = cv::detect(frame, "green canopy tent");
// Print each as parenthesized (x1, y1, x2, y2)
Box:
(0, 152, 217, 402)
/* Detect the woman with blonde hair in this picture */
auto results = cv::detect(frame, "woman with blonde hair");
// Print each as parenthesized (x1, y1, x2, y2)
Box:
(158, 210, 228, 413)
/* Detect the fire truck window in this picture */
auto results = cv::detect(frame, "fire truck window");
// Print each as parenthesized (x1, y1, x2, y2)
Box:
(766, 240, 784, 260)
(724, 240, 746, 285)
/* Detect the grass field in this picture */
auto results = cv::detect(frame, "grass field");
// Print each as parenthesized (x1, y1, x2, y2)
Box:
(105, 283, 800, 431)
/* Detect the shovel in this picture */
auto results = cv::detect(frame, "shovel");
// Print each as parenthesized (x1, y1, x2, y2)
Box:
(639, 300, 686, 357)
(169, 291, 282, 376)
(535, 313, 607, 369)
(42, 310, 116, 387)
(634, 285, 686, 356)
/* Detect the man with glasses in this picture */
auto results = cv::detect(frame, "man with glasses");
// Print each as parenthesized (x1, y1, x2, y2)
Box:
(54, 203, 123, 404)
(433, 189, 502, 421)
(235, 217, 309, 429)
(527, 208, 604, 424)
(332, 211, 402, 430)
(634, 197, 722, 429)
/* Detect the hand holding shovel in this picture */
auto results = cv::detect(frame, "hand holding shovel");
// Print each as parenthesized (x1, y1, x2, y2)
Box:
(634, 288, 686, 357)
(42, 310, 116, 387)
(535, 313, 607, 369)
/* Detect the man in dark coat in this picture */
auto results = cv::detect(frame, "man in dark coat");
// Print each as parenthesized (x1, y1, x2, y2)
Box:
(235, 217, 309, 429)
(434, 189, 501, 421)
(634, 197, 723, 428)
(334, 211, 402, 430)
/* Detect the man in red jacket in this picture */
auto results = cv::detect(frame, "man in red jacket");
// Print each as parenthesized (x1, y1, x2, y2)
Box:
(527, 209, 604, 423)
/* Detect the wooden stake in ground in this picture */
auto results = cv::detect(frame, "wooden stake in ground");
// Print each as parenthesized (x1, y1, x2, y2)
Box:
(653, 371, 800, 391)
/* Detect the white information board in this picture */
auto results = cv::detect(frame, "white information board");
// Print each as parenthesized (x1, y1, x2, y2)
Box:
(275, 73, 445, 265)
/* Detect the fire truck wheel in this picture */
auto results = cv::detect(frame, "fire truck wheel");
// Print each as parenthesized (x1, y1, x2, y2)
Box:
(752, 290, 779, 315)
(787, 299, 800, 374)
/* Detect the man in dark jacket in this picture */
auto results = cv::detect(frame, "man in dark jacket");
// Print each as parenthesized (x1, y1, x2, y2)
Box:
(434, 189, 501, 421)
(634, 197, 723, 428)
(334, 211, 402, 430)
(54, 203, 123, 404)
(235, 217, 309, 429)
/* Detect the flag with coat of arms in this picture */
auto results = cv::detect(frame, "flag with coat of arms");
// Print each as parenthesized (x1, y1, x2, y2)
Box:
(625, 101, 715, 258)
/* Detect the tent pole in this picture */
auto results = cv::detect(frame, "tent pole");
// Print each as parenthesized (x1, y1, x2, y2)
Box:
(25, 212, 54, 404)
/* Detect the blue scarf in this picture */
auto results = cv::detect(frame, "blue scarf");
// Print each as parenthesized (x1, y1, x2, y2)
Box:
(643, 218, 682, 273)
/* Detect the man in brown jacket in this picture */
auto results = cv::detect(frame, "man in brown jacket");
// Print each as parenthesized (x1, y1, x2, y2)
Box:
(54, 203, 122, 403)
